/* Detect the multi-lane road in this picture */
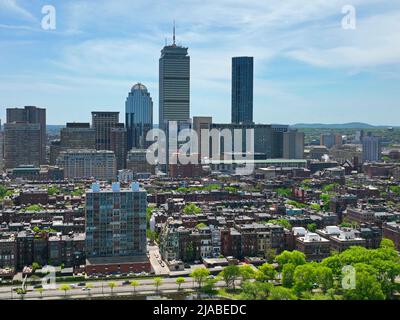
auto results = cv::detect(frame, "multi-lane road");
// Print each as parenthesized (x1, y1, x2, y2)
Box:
(0, 276, 229, 300)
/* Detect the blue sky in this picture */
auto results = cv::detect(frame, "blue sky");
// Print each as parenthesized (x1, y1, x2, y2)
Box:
(0, 0, 399, 125)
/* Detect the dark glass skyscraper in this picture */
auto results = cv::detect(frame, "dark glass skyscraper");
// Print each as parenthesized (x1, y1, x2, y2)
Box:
(231, 57, 254, 124)
(125, 83, 153, 150)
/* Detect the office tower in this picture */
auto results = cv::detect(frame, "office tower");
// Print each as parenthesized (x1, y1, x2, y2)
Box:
(91, 112, 119, 151)
(125, 83, 153, 150)
(50, 122, 96, 164)
(192, 116, 213, 162)
(231, 57, 254, 124)
(159, 25, 190, 127)
(362, 136, 381, 162)
(4, 122, 41, 169)
(320, 133, 342, 149)
(0, 119, 3, 172)
(61, 123, 96, 149)
(126, 149, 155, 175)
(110, 123, 128, 170)
(56, 149, 116, 180)
(271, 125, 289, 158)
(85, 183, 150, 274)
(283, 130, 305, 159)
(6, 106, 46, 164)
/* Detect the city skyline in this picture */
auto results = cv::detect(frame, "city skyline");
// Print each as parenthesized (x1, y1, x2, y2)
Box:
(1, 0, 400, 125)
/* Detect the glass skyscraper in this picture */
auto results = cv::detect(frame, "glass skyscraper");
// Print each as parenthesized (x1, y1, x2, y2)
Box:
(125, 83, 153, 150)
(159, 37, 190, 127)
(231, 57, 254, 124)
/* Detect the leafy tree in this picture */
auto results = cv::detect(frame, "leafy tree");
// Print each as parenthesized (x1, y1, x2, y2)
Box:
(257, 263, 277, 282)
(293, 264, 317, 295)
(31, 262, 41, 271)
(268, 286, 298, 300)
(264, 248, 277, 263)
(60, 284, 71, 297)
(267, 219, 292, 230)
(276, 250, 306, 270)
(36, 287, 44, 298)
(307, 223, 317, 232)
(316, 266, 334, 293)
(154, 277, 163, 292)
(282, 263, 296, 288)
(130, 280, 139, 293)
(0, 185, 8, 199)
(239, 264, 256, 281)
(195, 223, 207, 229)
(219, 265, 241, 289)
(380, 238, 395, 250)
(183, 203, 202, 215)
(176, 277, 185, 290)
(108, 281, 117, 294)
(343, 270, 385, 300)
(309, 204, 321, 211)
(240, 281, 273, 300)
(190, 267, 210, 289)
(275, 187, 291, 197)
(201, 277, 218, 294)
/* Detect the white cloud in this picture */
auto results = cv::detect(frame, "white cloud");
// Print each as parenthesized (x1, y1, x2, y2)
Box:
(0, 0, 36, 22)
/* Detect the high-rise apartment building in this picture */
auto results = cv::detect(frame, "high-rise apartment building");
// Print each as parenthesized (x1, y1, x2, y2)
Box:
(283, 130, 305, 159)
(362, 136, 381, 162)
(271, 125, 289, 158)
(91, 112, 119, 151)
(159, 27, 190, 127)
(85, 182, 150, 274)
(231, 57, 254, 124)
(125, 83, 153, 150)
(4, 122, 41, 169)
(320, 133, 342, 149)
(6, 106, 46, 164)
(50, 122, 96, 164)
(110, 123, 128, 170)
(56, 149, 116, 180)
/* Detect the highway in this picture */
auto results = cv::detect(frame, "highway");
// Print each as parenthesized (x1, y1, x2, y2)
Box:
(0, 276, 232, 300)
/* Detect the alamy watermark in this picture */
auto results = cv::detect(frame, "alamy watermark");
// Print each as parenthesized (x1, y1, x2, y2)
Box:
(41, 5, 56, 30)
(145, 121, 255, 175)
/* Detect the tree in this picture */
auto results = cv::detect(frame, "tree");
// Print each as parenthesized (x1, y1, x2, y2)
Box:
(130, 280, 139, 293)
(176, 277, 185, 291)
(36, 287, 44, 299)
(190, 267, 210, 289)
(309, 204, 321, 212)
(183, 203, 202, 215)
(219, 265, 241, 289)
(60, 284, 71, 298)
(257, 263, 277, 282)
(307, 223, 317, 232)
(380, 238, 395, 250)
(240, 281, 273, 300)
(195, 223, 207, 229)
(202, 277, 218, 295)
(282, 263, 296, 288)
(31, 262, 41, 272)
(344, 270, 385, 300)
(276, 250, 306, 270)
(0, 185, 8, 199)
(293, 264, 317, 295)
(268, 286, 297, 300)
(267, 219, 292, 230)
(315, 265, 333, 293)
(239, 264, 256, 281)
(108, 282, 117, 294)
(154, 277, 163, 292)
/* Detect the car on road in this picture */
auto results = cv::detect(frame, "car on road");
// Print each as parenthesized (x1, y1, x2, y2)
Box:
(33, 284, 42, 289)
(82, 287, 91, 291)
(122, 280, 130, 286)
(77, 282, 86, 287)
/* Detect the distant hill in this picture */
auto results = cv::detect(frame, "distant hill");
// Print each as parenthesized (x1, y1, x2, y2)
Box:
(291, 122, 393, 129)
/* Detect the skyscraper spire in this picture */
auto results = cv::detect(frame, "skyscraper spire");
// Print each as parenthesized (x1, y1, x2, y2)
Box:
(173, 20, 176, 45)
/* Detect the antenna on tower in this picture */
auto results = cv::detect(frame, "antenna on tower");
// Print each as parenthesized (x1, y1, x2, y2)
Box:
(173, 20, 176, 45)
